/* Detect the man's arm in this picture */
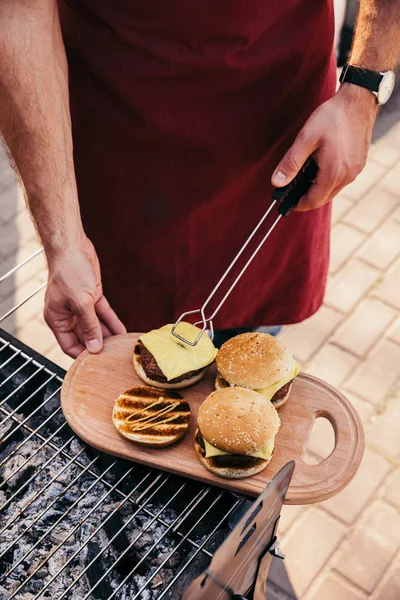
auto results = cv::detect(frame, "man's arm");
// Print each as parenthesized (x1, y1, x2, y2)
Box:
(0, 1, 125, 357)
(271, 0, 400, 210)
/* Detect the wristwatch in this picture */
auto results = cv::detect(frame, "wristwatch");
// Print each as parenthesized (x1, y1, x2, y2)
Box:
(340, 64, 396, 105)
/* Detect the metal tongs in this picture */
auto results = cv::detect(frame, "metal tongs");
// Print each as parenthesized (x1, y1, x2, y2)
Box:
(172, 157, 318, 346)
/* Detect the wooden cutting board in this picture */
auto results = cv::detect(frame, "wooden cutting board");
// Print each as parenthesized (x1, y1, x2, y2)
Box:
(61, 333, 364, 504)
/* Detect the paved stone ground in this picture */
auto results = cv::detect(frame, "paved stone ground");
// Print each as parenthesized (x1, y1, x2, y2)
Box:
(1, 120, 400, 598)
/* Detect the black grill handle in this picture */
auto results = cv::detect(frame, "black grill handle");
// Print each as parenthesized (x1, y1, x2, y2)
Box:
(272, 156, 319, 216)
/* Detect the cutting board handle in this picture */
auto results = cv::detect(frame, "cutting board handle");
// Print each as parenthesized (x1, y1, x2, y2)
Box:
(286, 375, 365, 505)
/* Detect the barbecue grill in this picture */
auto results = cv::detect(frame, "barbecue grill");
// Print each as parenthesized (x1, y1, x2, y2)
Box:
(0, 252, 297, 600)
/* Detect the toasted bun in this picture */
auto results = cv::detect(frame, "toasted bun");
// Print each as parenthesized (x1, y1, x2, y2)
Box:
(133, 350, 206, 389)
(215, 374, 292, 409)
(112, 386, 190, 447)
(216, 332, 295, 389)
(197, 387, 280, 455)
(194, 429, 271, 479)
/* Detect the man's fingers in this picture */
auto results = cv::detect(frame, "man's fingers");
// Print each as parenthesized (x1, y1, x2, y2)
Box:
(295, 169, 334, 211)
(53, 330, 85, 359)
(95, 295, 127, 335)
(272, 128, 318, 188)
(75, 321, 113, 345)
(75, 297, 103, 353)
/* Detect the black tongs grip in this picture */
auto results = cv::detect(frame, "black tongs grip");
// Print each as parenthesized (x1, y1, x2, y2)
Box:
(272, 156, 319, 216)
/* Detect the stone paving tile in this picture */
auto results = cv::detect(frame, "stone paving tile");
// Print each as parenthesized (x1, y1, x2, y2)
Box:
(0, 277, 45, 326)
(334, 500, 400, 594)
(345, 392, 376, 425)
(321, 448, 391, 525)
(329, 223, 366, 274)
(46, 344, 74, 372)
(305, 343, 359, 389)
(373, 258, 400, 310)
(357, 218, 400, 270)
(387, 317, 400, 345)
(325, 259, 380, 313)
(331, 298, 396, 358)
(368, 136, 400, 168)
(0, 249, 46, 301)
(342, 159, 386, 200)
(0, 181, 25, 225)
(381, 466, 400, 507)
(16, 318, 57, 356)
(331, 193, 354, 225)
(380, 160, 400, 196)
(304, 416, 335, 462)
(279, 306, 343, 364)
(343, 186, 400, 234)
(344, 339, 400, 405)
(0, 209, 37, 259)
(367, 390, 400, 458)
(307, 573, 368, 600)
(284, 509, 344, 597)
(278, 504, 308, 536)
(371, 555, 400, 600)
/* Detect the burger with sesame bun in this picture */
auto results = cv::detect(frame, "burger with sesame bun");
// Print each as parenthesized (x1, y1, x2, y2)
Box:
(215, 332, 300, 409)
(194, 387, 280, 479)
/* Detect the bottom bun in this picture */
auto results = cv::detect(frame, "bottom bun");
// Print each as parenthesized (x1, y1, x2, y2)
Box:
(113, 386, 191, 447)
(215, 373, 292, 409)
(133, 352, 206, 390)
(194, 429, 270, 480)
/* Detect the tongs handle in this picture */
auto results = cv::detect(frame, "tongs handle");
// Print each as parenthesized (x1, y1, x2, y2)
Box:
(272, 156, 319, 216)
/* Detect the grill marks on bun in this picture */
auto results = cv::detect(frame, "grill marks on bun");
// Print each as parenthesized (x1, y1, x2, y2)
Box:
(113, 386, 191, 447)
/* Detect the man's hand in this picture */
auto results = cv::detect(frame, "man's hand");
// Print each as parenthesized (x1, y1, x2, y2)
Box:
(271, 84, 379, 211)
(44, 238, 126, 358)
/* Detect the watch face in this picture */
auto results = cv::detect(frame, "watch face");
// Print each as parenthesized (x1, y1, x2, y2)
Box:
(378, 71, 395, 105)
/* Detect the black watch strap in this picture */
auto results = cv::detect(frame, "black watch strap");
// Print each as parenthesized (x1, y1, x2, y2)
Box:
(340, 64, 383, 92)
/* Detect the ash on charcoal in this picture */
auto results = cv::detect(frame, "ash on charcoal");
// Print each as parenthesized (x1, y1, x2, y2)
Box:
(0, 343, 237, 600)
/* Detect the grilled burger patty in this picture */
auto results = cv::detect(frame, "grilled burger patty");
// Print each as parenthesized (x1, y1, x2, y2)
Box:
(217, 375, 293, 404)
(135, 340, 204, 383)
(196, 430, 267, 469)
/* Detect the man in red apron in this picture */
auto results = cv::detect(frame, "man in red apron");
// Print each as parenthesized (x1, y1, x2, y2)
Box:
(0, 1, 399, 357)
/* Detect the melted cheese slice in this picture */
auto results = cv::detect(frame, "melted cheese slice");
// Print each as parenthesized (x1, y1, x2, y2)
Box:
(204, 438, 275, 460)
(255, 363, 300, 401)
(139, 322, 217, 381)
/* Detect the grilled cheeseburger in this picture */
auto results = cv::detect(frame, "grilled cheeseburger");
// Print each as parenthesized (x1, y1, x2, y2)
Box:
(112, 386, 191, 447)
(194, 387, 280, 479)
(134, 322, 217, 390)
(215, 332, 300, 408)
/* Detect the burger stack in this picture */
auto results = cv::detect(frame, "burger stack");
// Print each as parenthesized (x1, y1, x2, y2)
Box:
(113, 322, 300, 480)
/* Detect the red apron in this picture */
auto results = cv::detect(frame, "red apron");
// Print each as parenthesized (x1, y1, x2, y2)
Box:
(60, 0, 336, 332)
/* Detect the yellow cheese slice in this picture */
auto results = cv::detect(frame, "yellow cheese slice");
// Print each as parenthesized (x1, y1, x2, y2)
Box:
(255, 363, 300, 401)
(139, 322, 217, 382)
(204, 438, 275, 460)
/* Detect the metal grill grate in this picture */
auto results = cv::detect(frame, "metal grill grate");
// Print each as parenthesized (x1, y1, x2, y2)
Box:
(0, 328, 242, 599)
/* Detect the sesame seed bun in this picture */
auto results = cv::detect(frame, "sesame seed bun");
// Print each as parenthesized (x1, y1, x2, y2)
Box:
(216, 332, 294, 390)
(197, 387, 280, 455)
(194, 429, 272, 479)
